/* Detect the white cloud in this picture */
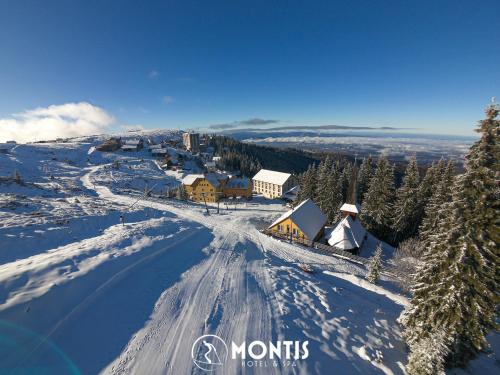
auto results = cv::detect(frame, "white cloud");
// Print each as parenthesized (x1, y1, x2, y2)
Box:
(121, 124, 145, 132)
(149, 70, 159, 79)
(162, 96, 173, 105)
(0, 102, 115, 143)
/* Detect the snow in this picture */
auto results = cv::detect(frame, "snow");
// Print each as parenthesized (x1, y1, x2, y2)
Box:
(2, 130, 492, 374)
(252, 169, 292, 186)
(181, 174, 205, 186)
(269, 199, 327, 240)
(225, 177, 251, 189)
(340, 203, 361, 214)
(327, 215, 367, 250)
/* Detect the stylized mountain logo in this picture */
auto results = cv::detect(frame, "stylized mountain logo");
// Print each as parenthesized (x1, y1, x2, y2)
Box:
(191, 334, 228, 371)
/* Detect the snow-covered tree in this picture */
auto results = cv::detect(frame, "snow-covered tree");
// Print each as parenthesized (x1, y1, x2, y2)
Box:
(360, 155, 395, 241)
(419, 160, 454, 247)
(323, 167, 343, 224)
(401, 104, 499, 368)
(340, 162, 353, 202)
(406, 329, 450, 375)
(367, 243, 383, 284)
(414, 159, 445, 229)
(176, 185, 188, 200)
(391, 237, 425, 292)
(298, 164, 318, 202)
(357, 155, 374, 203)
(392, 156, 421, 243)
(315, 156, 333, 209)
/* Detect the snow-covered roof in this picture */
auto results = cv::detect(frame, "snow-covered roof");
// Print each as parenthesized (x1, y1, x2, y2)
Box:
(205, 173, 222, 188)
(124, 139, 142, 145)
(327, 215, 366, 250)
(340, 203, 361, 214)
(182, 174, 205, 186)
(252, 169, 292, 186)
(269, 199, 327, 240)
(182, 173, 227, 188)
(121, 144, 138, 150)
(151, 149, 168, 155)
(225, 177, 250, 189)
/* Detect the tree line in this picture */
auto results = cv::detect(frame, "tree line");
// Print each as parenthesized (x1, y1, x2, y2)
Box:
(296, 151, 454, 246)
(205, 135, 325, 176)
(297, 106, 498, 374)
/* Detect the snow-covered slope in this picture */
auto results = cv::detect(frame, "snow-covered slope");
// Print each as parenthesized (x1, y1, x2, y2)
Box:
(0, 135, 417, 374)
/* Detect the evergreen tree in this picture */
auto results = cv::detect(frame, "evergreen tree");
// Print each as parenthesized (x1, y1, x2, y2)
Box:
(392, 156, 421, 243)
(315, 156, 333, 210)
(340, 162, 353, 202)
(406, 329, 450, 375)
(323, 167, 343, 224)
(357, 155, 374, 203)
(298, 164, 318, 202)
(367, 244, 383, 284)
(360, 155, 396, 241)
(414, 158, 446, 230)
(419, 160, 454, 247)
(401, 104, 499, 369)
(176, 184, 188, 200)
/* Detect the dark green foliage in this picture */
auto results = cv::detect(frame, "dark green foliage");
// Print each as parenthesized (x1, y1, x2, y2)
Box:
(297, 164, 318, 202)
(392, 156, 421, 243)
(357, 155, 374, 203)
(206, 135, 320, 176)
(419, 160, 455, 247)
(360, 155, 396, 241)
(402, 105, 499, 371)
(367, 243, 383, 284)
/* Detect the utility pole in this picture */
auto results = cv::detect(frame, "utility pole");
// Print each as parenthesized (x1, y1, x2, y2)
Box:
(201, 192, 210, 215)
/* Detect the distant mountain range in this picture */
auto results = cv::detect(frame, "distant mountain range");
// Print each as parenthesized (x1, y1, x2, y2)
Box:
(218, 124, 411, 132)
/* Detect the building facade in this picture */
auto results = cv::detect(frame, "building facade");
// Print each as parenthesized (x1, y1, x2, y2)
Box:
(252, 169, 295, 199)
(182, 132, 200, 153)
(182, 174, 253, 202)
(223, 177, 253, 198)
(267, 199, 327, 241)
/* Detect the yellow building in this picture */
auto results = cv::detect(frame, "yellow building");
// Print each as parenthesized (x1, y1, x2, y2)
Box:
(182, 173, 227, 202)
(268, 199, 327, 241)
(182, 173, 254, 202)
(223, 177, 253, 199)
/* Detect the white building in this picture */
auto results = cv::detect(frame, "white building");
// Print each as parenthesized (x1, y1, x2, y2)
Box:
(182, 132, 200, 153)
(326, 203, 366, 253)
(252, 169, 294, 199)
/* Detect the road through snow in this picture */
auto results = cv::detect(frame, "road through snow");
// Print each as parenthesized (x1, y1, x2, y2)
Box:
(0, 158, 408, 375)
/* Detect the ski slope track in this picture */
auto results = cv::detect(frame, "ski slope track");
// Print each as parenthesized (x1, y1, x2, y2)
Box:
(0, 141, 412, 375)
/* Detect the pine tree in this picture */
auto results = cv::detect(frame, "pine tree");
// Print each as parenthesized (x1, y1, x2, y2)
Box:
(298, 164, 318, 202)
(315, 156, 333, 211)
(414, 159, 445, 230)
(401, 104, 499, 369)
(357, 155, 374, 203)
(419, 160, 454, 247)
(176, 184, 188, 200)
(323, 167, 343, 224)
(340, 162, 353, 202)
(392, 156, 421, 243)
(360, 155, 395, 241)
(406, 329, 450, 375)
(367, 244, 383, 284)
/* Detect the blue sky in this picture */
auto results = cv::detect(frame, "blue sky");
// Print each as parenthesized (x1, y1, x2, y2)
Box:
(0, 0, 498, 136)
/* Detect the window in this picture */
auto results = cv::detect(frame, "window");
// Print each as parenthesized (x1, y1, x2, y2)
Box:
(292, 228, 298, 236)
(277, 224, 282, 232)
(286, 225, 290, 233)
